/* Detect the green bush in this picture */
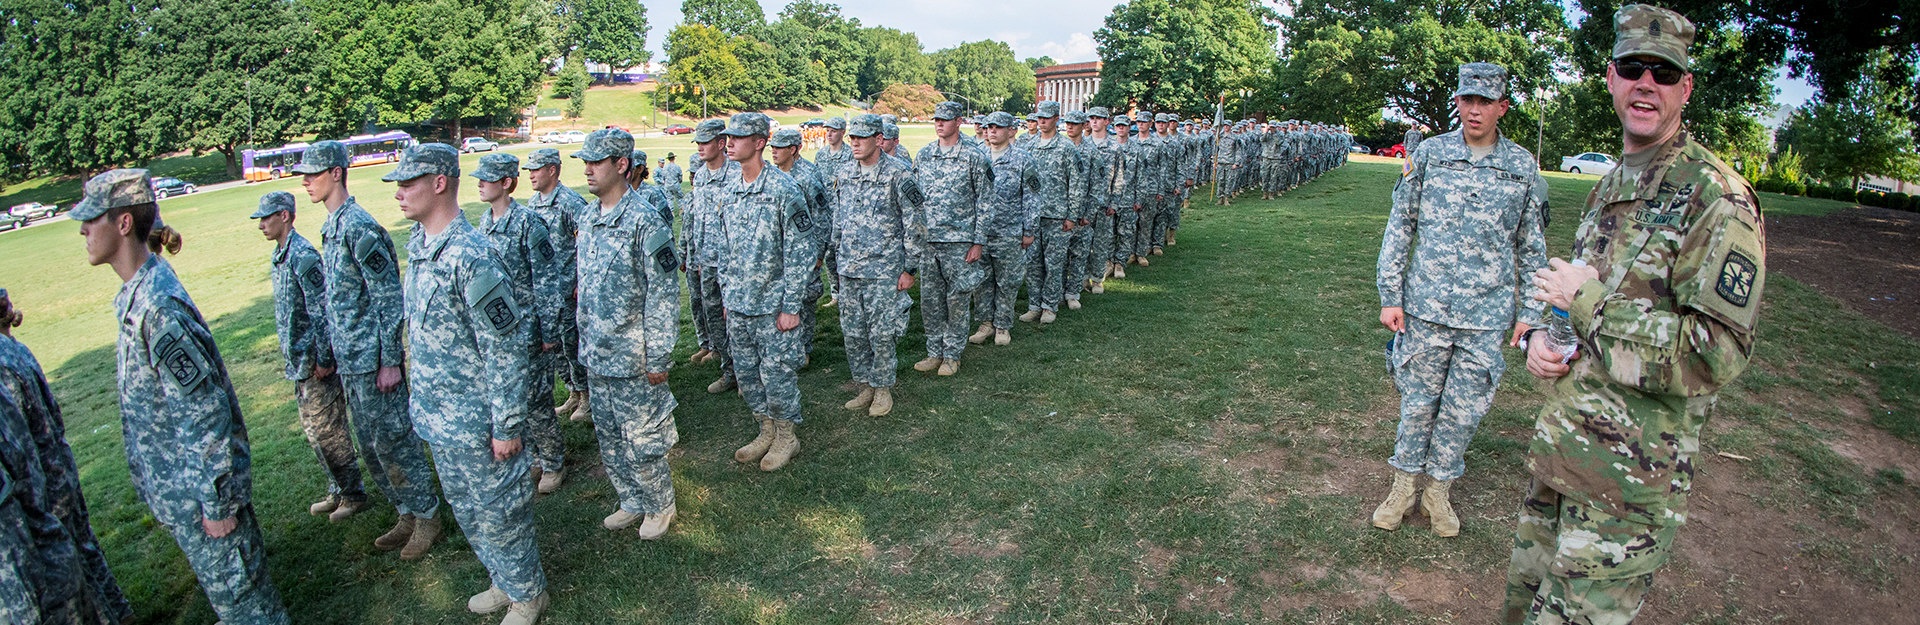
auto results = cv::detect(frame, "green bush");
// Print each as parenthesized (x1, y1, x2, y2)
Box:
(1858, 190, 1887, 208)
(1783, 181, 1806, 196)
(1755, 178, 1781, 194)
(1807, 185, 1828, 199)
(1830, 186, 1857, 203)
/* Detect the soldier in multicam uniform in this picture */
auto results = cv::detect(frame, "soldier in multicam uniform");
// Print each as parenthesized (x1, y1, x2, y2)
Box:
(382, 144, 548, 625)
(1506, 7, 1765, 623)
(911, 101, 994, 375)
(768, 128, 832, 366)
(0, 290, 131, 624)
(687, 119, 740, 392)
(1080, 107, 1122, 294)
(814, 118, 854, 307)
(832, 114, 925, 417)
(292, 141, 444, 555)
(1373, 62, 1549, 538)
(73, 169, 289, 624)
(522, 148, 593, 424)
(1059, 110, 1105, 310)
(569, 129, 682, 539)
(471, 154, 568, 495)
(249, 191, 367, 519)
(968, 112, 1039, 348)
(711, 114, 815, 472)
(1015, 101, 1081, 324)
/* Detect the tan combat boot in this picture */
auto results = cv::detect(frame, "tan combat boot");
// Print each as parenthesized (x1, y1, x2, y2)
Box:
(1422, 479, 1460, 537)
(734, 414, 776, 463)
(553, 390, 579, 416)
(913, 356, 942, 372)
(1150, 247, 1164, 256)
(706, 375, 736, 394)
(993, 329, 1010, 345)
(1166, 229, 1177, 246)
(937, 358, 959, 376)
(1090, 280, 1104, 294)
(845, 385, 875, 410)
(373, 514, 415, 551)
(537, 467, 565, 495)
(567, 391, 592, 423)
(689, 347, 711, 364)
(328, 498, 367, 523)
(968, 323, 993, 344)
(636, 503, 675, 540)
(760, 420, 800, 471)
(500, 592, 548, 625)
(1040, 310, 1057, 323)
(1066, 298, 1081, 310)
(1019, 310, 1041, 322)
(868, 386, 894, 417)
(1370, 468, 1420, 531)
(1112, 263, 1126, 279)
(603, 508, 642, 530)
(1135, 256, 1149, 267)
(309, 494, 338, 516)
(469, 586, 510, 614)
(400, 514, 442, 560)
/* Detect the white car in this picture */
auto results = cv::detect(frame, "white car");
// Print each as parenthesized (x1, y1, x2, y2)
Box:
(561, 130, 587, 144)
(1560, 152, 1617, 176)
(538, 131, 567, 143)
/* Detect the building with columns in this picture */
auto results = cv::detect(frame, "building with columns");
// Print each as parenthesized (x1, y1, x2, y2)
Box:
(1034, 62, 1102, 112)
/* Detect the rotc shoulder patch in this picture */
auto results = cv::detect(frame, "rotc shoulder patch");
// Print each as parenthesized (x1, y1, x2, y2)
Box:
(1715, 250, 1757, 307)
(464, 269, 518, 335)
(790, 201, 813, 233)
(643, 227, 676, 273)
(354, 230, 392, 275)
(151, 319, 212, 391)
(295, 253, 324, 289)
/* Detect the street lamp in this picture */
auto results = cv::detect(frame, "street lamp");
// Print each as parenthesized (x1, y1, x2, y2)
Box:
(1238, 88, 1252, 119)
(938, 91, 975, 117)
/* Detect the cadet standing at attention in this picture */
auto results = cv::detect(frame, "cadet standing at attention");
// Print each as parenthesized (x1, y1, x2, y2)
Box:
(1507, 7, 1765, 622)
(74, 169, 290, 624)
(523, 148, 592, 424)
(572, 129, 682, 539)
(911, 101, 994, 376)
(383, 144, 547, 624)
(881, 123, 911, 165)
(657, 152, 685, 206)
(687, 120, 740, 391)
(1081, 107, 1122, 294)
(1017, 101, 1080, 324)
(814, 118, 854, 307)
(969, 112, 1039, 348)
(767, 128, 831, 366)
(1104, 115, 1142, 279)
(471, 154, 567, 495)
(833, 114, 924, 417)
(1373, 62, 1548, 537)
(293, 141, 445, 557)
(714, 114, 814, 472)
(1060, 110, 1105, 310)
(250, 191, 367, 518)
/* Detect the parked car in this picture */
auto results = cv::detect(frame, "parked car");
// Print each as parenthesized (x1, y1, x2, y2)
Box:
(1, 203, 48, 230)
(1377, 143, 1408, 158)
(661, 125, 693, 136)
(152, 177, 196, 199)
(1348, 144, 1371, 154)
(1560, 152, 1617, 176)
(538, 131, 567, 143)
(561, 130, 588, 143)
(9, 202, 60, 220)
(460, 137, 499, 153)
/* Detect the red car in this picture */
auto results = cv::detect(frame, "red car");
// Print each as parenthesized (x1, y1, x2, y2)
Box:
(1378, 143, 1408, 158)
(662, 125, 693, 135)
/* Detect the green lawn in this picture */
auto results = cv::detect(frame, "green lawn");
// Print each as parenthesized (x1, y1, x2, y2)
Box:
(1, 155, 1913, 624)
(533, 82, 869, 132)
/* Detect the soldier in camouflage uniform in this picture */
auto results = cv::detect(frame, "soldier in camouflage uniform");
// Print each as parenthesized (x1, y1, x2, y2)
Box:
(970, 112, 1039, 347)
(688, 120, 740, 392)
(712, 114, 815, 472)
(0, 290, 131, 625)
(912, 101, 994, 374)
(383, 145, 548, 624)
(523, 148, 592, 424)
(471, 154, 568, 495)
(292, 141, 444, 553)
(1214, 122, 1241, 205)
(571, 129, 682, 539)
(1081, 107, 1123, 294)
(1261, 121, 1288, 200)
(626, 149, 680, 218)
(657, 152, 685, 205)
(73, 169, 289, 624)
(1506, 8, 1765, 623)
(882, 123, 912, 165)
(1016, 115, 1038, 148)
(1374, 63, 1550, 538)
(768, 129, 831, 366)
(1060, 110, 1106, 309)
(1104, 115, 1143, 278)
(815, 118, 854, 307)
(250, 191, 368, 520)
(832, 114, 925, 417)
(1016, 101, 1081, 324)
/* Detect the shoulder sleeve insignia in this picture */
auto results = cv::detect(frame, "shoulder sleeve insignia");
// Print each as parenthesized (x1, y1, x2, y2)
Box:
(354, 229, 392, 275)
(151, 318, 212, 391)
(1714, 249, 1757, 308)
(464, 268, 518, 335)
(644, 226, 676, 273)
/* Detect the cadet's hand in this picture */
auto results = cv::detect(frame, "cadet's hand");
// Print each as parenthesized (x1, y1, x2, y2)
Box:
(1078, 218, 1091, 226)
(777, 312, 800, 332)
(375, 366, 404, 393)
(1508, 322, 1532, 348)
(1379, 307, 1405, 333)
(314, 366, 334, 380)
(897, 272, 915, 291)
(542, 342, 558, 352)
(1062, 220, 1075, 232)
(646, 371, 669, 385)
(1104, 207, 1115, 216)
(1525, 333, 1574, 380)
(965, 244, 983, 263)
(1155, 194, 1164, 201)
(1531, 258, 1600, 310)
(202, 515, 237, 538)
(1021, 236, 1035, 248)
(492, 438, 522, 462)
(1133, 204, 1142, 212)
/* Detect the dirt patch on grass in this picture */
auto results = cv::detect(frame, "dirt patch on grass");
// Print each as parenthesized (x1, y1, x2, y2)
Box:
(1766, 207, 1920, 337)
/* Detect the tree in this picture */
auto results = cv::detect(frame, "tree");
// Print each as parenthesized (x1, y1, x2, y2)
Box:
(858, 27, 933, 99)
(561, 0, 651, 73)
(1778, 52, 1920, 187)
(556, 58, 591, 118)
(0, 0, 168, 177)
(680, 0, 763, 37)
(871, 83, 941, 119)
(771, 0, 865, 103)
(664, 23, 745, 115)
(1091, 0, 1278, 115)
(139, 0, 322, 179)
(1264, 24, 1384, 127)
(930, 40, 1034, 114)
(310, 0, 550, 139)
(1024, 56, 1057, 70)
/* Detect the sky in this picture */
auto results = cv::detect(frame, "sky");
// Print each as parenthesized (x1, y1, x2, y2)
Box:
(636, 0, 1818, 112)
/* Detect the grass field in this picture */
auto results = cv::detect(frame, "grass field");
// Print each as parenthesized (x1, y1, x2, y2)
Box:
(1, 152, 1914, 624)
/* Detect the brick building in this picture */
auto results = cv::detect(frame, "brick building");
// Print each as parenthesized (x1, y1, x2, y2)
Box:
(1034, 61, 1102, 112)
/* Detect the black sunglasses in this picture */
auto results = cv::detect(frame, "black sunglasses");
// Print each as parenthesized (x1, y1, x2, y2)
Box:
(1613, 60, 1685, 85)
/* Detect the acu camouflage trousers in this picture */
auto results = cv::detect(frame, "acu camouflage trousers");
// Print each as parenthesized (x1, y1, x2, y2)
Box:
(294, 374, 365, 503)
(524, 348, 564, 472)
(728, 311, 804, 423)
(1064, 221, 1093, 301)
(973, 236, 1027, 330)
(921, 242, 985, 359)
(1503, 480, 1676, 625)
(690, 267, 732, 376)
(1388, 315, 1505, 482)
(1024, 219, 1073, 313)
(1114, 206, 1142, 263)
(430, 445, 546, 603)
(838, 277, 909, 388)
(587, 375, 679, 515)
(165, 506, 288, 625)
(339, 373, 440, 519)
(1087, 209, 1117, 283)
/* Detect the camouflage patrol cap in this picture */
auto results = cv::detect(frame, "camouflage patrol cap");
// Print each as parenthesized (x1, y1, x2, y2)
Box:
(523, 148, 562, 170)
(469, 153, 520, 181)
(1613, 4, 1695, 71)
(69, 169, 155, 222)
(290, 140, 350, 175)
(1034, 101, 1061, 119)
(983, 111, 1016, 128)
(569, 128, 634, 162)
(881, 123, 900, 140)
(880, 114, 899, 125)
(250, 191, 298, 219)
(382, 143, 460, 182)
(1111, 114, 1132, 126)
(823, 117, 847, 130)
(848, 114, 883, 138)
(1062, 110, 1088, 124)
(1155, 113, 1176, 123)
(692, 119, 728, 143)
(721, 112, 770, 138)
(629, 149, 649, 166)
(1454, 62, 1509, 100)
(1025, 114, 1038, 123)
(769, 128, 804, 148)
(1087, 106, 1111, 118)
(932, 101, 966, 120)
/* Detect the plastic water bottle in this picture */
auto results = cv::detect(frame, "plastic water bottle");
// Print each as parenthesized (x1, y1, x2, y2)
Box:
(1541, 259, 1588, 363)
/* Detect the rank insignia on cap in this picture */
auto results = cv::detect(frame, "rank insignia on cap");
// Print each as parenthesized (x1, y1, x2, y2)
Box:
(1715, 250, 1756, 307)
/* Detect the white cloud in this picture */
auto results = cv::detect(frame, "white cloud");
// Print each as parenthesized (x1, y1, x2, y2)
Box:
(1030, 32, 1099, 64)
